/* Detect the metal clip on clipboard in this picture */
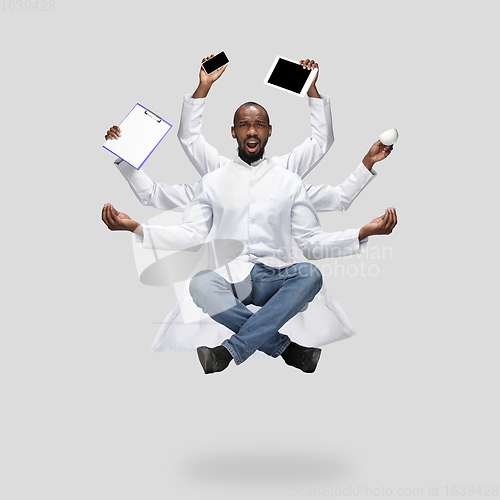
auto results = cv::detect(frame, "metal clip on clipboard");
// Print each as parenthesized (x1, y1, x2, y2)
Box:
(145, 108, 162, 123)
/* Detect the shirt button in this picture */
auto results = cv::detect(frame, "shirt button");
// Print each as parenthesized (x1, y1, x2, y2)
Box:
(250, 183, 254, 188)
(251, 219, 255, 224)
(251, 199, 255, 203)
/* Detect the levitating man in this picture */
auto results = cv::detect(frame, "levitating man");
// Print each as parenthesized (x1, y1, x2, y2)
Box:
(103, 55, 396, 373)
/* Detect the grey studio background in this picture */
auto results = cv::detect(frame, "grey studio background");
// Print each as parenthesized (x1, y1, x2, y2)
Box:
(1, 1, 498, 499)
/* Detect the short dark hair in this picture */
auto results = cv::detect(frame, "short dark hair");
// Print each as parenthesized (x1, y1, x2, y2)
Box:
(233, 102, 270, 126)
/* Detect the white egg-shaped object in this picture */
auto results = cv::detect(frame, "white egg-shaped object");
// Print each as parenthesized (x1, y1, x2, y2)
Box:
(379, 128, 399, 146)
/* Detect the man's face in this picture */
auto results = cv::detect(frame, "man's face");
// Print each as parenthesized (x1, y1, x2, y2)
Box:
(231, 105, 272, 164)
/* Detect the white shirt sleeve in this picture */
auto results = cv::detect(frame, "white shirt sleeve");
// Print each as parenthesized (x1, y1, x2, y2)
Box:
(302, 163, 377, 212)
(290, 180, 368, 259)
(135, 178, 213, 251)
(177, 94, 231, 175)
(115, 158, 200, 212)
(272, 94, 334, 178)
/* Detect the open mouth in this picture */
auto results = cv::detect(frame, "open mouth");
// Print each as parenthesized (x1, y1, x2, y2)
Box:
(245, 139, 260, 154)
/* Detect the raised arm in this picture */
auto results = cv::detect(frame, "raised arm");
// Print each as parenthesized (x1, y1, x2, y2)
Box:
(303, 140, 394, 212)
(272, 59, 334, 179)
(177, 54, 231, 175)
(178, 57, 333, 179)
(105, 125, 200, 211)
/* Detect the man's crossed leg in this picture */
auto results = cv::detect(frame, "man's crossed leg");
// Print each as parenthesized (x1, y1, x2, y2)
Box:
(189, 262, 323, 374)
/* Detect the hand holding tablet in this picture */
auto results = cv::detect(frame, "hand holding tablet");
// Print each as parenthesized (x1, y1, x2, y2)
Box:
(264, 56, 319, 97)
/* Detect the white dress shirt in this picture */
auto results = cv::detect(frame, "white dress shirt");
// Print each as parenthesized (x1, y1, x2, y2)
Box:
(116, 157, 376, 214)
(115, 158, 377, 212)
(136, 157, 367, 283)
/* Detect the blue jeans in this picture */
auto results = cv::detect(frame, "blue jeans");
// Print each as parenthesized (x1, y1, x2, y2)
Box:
(189, 262, 323, 365)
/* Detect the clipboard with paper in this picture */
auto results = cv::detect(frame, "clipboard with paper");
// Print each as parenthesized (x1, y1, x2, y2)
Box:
(103, 103, 172, 170)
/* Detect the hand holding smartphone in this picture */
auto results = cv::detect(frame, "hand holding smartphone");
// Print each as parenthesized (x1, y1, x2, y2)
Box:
(201, 51, 230, 75)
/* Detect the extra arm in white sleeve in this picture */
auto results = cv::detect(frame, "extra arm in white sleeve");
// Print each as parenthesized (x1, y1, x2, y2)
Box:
(291, 181, 368, 260)
(115, 158, 200, 212)
(273, 94, 334, 179)
(303, 162, 377, 213)
(135, 179, 213, 251)
(177, 94, 230, 176)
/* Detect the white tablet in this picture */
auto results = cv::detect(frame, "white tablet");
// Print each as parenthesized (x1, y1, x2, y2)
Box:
(264, 56, 318, 97)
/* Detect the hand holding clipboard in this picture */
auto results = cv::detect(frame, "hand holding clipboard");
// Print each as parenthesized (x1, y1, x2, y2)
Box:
(103, 103, 172, 170)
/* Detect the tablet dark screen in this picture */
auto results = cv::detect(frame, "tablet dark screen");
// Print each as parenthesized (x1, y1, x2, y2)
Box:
(267, 58, 311, 94)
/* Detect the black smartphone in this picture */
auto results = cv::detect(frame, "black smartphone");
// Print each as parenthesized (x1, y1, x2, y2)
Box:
(202, 51, 229, 75)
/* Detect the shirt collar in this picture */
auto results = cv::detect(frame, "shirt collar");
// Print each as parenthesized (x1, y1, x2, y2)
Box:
(234, 155, 267, 168)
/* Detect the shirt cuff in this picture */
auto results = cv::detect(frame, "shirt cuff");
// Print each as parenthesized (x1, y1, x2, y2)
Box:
(134, 227, 147, 248)
(184, 93, 207, 105)
(308, 93, 330, 105)
(115, 157, 139, 179)
(358, 161, 378, 179)
(358, 234, 369, 254)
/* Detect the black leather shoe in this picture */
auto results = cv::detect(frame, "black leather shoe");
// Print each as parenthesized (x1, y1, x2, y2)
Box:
(281, 341, 321, 373)
(197, 345, 233, 374)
